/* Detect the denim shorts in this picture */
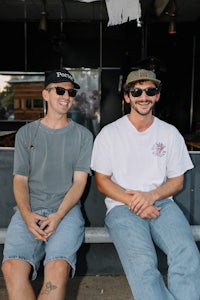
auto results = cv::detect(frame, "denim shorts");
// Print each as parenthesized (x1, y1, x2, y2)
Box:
(3, 205, 85, 280)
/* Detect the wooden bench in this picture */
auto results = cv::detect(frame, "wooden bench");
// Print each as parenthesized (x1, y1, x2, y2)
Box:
(0, 226, 200, 244)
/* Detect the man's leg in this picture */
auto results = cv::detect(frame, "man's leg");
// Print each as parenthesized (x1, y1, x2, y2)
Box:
(105, 205, 176, 300)
(40, 205, 85, 299)
(38, 260, 70, 300)
(2, 209, 45, 300)
(151, 199, 200, 300)
(2, 259, 36, 300)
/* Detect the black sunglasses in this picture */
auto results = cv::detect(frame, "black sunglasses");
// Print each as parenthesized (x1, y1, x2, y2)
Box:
(129, 87, 158, 97)
(47, 86, 77, 97)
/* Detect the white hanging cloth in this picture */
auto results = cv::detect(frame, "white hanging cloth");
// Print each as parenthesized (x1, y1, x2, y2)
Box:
(76, 0, 141, 26)
(105, 0, 141, 26)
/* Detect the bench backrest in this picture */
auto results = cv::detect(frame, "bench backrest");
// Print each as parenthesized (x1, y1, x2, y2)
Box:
(1, 147, 200, 228)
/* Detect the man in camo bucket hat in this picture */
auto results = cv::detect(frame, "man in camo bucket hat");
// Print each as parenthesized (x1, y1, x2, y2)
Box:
(91, 68, 200, 300)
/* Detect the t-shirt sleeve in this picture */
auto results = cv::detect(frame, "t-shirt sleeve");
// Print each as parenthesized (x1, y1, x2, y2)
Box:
(74, 129, 93, 175)
(91, 128, 112, 176)
(166, 127, 194, 178)
(13, 127, 30, 177)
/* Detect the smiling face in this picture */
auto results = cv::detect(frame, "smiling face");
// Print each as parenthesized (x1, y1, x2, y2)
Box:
(42, 82, 75, 116)
(124, 80, 160, 116)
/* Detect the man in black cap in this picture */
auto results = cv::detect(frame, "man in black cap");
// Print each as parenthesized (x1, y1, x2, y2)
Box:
(2, 68, 93, 299)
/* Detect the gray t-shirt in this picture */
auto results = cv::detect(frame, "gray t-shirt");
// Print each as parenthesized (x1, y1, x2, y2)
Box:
(13, 119, 93, 211)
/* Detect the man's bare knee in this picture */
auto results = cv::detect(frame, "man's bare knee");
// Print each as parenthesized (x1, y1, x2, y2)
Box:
(2, 259, 31, 281)
(45, 260, 70, 276)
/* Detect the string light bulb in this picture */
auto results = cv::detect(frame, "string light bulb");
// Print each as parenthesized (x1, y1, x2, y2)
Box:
(168, 19, 176, 34)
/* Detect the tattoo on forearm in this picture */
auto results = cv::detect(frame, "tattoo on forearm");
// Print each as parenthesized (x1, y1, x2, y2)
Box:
(41, 281, 57, 295)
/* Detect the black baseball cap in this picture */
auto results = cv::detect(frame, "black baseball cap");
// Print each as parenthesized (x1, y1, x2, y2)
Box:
(45, 69, 80, 89)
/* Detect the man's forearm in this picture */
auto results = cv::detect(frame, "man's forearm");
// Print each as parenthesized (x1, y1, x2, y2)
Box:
(150, 175, 184, 203)
(95, 173, 131, 205)
(56, 172, 88, 219)
(13, 174, 31, 218)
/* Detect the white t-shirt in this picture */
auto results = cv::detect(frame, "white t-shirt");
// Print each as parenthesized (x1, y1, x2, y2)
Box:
(91, 115, 194, 213)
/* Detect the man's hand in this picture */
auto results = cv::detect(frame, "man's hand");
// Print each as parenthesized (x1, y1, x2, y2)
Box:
(24, 212, 63, 241)
(136, 205, 161, 219)
(126, 190, 160, 219)
(38, 212, 63, 239)
(23, 212, 49, 241)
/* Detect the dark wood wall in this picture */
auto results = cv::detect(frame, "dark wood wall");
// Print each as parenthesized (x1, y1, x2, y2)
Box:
(0, 19, 200, 133)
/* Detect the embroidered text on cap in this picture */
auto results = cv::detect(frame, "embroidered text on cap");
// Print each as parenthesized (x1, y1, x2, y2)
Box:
(56, 71, 74, 82)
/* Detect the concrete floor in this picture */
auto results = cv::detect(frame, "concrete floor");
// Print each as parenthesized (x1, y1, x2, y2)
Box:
(0, 275, 134, 300)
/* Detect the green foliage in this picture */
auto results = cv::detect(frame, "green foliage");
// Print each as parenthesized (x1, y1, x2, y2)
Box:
(0, 85, 14, 110)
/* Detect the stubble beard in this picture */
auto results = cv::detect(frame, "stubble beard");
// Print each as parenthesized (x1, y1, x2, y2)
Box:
(130, 100, 155, 116)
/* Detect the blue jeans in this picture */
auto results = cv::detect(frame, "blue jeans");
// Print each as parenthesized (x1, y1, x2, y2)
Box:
(105, 199, 200, 300)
